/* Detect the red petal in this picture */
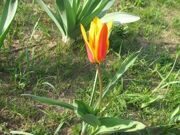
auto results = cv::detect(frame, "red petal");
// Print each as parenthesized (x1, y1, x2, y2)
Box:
(97, 24, 108, 62)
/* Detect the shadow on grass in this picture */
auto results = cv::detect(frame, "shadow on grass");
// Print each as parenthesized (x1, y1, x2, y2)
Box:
(0, 39, 96, 98)
(110, 25, 179, 68)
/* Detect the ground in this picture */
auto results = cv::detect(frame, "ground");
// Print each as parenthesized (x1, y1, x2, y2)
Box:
(0, 0, 180, 135)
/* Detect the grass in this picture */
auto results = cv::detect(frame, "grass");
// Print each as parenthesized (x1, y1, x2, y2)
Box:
(0, 0, 180, 134)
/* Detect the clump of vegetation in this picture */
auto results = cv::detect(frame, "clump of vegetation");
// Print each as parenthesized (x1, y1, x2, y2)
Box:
(35, 0, 139, 43)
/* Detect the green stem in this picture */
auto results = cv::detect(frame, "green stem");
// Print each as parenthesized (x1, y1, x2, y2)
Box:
(96, 64, 103, 109)
(81, 68, 98, 135)
(89, 69, 98, 106)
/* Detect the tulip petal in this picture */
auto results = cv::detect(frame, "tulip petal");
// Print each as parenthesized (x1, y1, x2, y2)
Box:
(98, 24, 108, 62)
(80, 24, 89, 45)
(93, 17, 103, 62)
(93, 17, 103, 34)
(86, 44, 95, 63)
(80, 24, 95, 63)
(89, 21, 96, 50)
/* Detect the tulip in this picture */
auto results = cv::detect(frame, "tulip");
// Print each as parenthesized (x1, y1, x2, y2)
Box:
(80, 17, 112, 63)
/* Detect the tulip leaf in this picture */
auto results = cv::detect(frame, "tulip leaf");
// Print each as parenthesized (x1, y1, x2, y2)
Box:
(81, 0, 110, 27)
(102, 0, 115, 11)
(74, 100, 94, 116)
(63, 0, 76, 34)
(72, 0, 80, 15)
(36, 0, 140, 42)
(82, 114, 101, 127)
(101, 12, 140, 24)
(73, 100, 100, 127)
(55, 0, 76, 37)
(22, 94, 75, 110)
(99, 0, 115, 17)
(55, 0, 65, 11)
(36, 0, 66, 36)
(95, 117, 146, 134)
(0, 0, 18, 47)
(103, 51, 140, 98)
(79, 0, 97, 20)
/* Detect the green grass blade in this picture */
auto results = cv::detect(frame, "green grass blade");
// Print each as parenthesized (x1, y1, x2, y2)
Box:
(54, 121, 64, 135)
(169, 106, 180, 124)
(152, 55, 178, 93)
(141, 95, 164, 108)
(89, 69, 98, 106)
(170, 106, 180, 120)
(160, 81, 180, 89)
(10, 131, 33, 135)
(36, 0, 66, 36)
(103, 51, 140, 98)
(22, 94, 75, 110)
(0, 0, 18, 47)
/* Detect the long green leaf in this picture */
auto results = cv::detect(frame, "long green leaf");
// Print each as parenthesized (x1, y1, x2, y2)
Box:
(55, 0, 67, 35)
(56, 0, 76, 37)
(36, 0, 66, 36)
(72, 0, 80, 15)
(99, 0, 115, 17)
(55, 0, 65, 11)
(78, 0, 96, 20)
(101, 12, 140, 24)
(82, 0, 103, 18)
(64, 0, 76, 35)
(22, 94, 75, 110)
(0, 0, 18, 47)
(95, 117, 146, 134)
(81, 0, 110, 27)
(103, 51, 140, 98)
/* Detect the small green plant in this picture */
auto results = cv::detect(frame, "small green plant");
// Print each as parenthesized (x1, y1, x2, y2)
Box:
(0, 0, 18, 48)
(23, 17, 145, 135)
(36, 0, 140, 43)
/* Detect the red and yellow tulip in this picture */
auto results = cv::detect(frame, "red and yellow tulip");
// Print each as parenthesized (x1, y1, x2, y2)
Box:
(80, 17, 112, 63)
